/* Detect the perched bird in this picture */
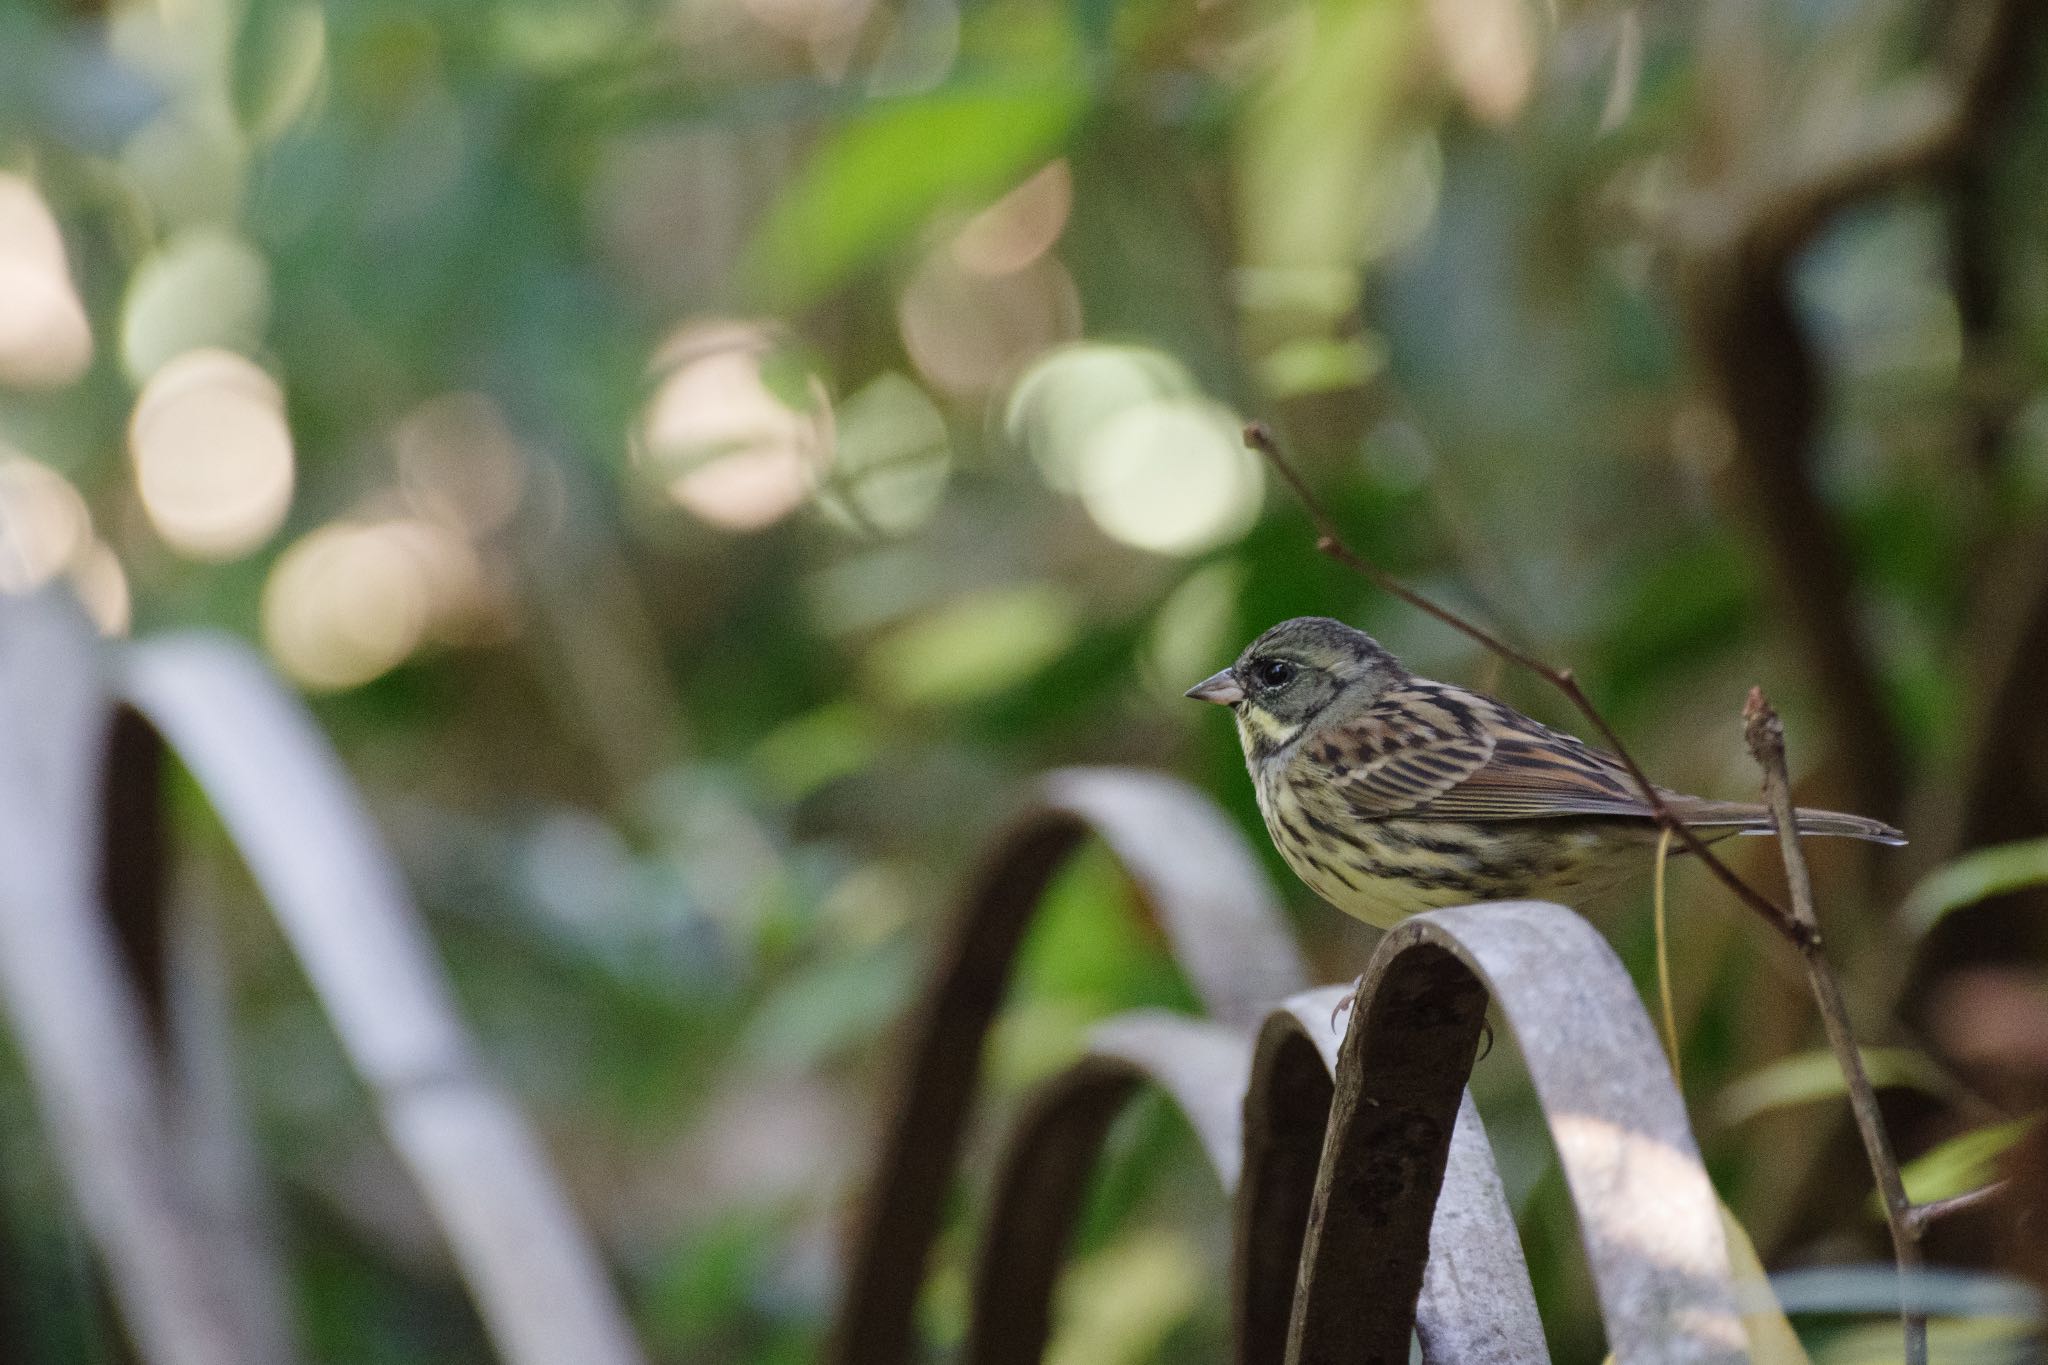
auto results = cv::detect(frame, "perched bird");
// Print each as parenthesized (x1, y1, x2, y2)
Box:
(1187, 616, 1903, 928)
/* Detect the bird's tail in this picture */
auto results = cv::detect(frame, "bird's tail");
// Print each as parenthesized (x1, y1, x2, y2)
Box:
(1669, 798, 1906, 847)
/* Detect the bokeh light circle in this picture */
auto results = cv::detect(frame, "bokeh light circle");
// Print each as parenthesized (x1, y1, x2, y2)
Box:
(636, 321, 834, 532)
(0, 453, 91, 592)
(129, 348, 295, 561)
(1005, 344, 1194, 491)
(0, 175, 92, 389)
(1074, 399, 1264, 555)
(262, 518, 483, 691)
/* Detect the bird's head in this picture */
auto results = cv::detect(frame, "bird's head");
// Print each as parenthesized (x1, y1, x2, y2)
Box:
(1185, 616, 1406, 756)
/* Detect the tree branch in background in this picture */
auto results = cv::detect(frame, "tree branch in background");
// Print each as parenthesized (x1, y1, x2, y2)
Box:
(1934, 0, 2048, 886)
(1243, 421, 1814, 951)
(1938, 0, 2048, 852)
(1674, 0, 2039, 824)
(1949, 537, 2048, 861)
(1744, 689, 1925, 1365)
(1670, 0, 2048, 1264)
(1743, 0, 2036, 257)
(1679, 268, 1904, 819)
(1940, 0, 2044, 490)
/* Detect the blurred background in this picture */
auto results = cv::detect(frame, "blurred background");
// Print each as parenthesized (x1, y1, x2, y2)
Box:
(2, 0, 2047, 1358)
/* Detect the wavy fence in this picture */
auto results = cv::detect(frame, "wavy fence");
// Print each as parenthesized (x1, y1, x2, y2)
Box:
(0, 588, 1752, 1363)
(0, 591, 643, 1365)
(827, 769, 1750, 1365)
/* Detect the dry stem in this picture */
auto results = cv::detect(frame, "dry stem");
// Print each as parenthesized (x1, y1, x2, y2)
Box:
(1902, 1180, 2008, 1237)
(1744, 689, 1924, 1365)
(1242, 421, 1814, 950)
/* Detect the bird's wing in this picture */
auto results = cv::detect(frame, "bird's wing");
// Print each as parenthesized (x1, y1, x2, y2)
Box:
(1406, 694, 1660, 822)
(1303, 682, 1501, 818)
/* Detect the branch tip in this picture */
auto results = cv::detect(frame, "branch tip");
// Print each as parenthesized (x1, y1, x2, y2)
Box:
(1742, 689, 1785, 764)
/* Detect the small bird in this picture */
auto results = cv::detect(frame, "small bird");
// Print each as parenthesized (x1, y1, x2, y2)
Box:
(1187, 616, 1904, 928)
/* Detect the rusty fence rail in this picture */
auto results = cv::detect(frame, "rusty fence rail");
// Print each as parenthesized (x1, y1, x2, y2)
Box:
(0, 586, 1787, 1362)
(0, 591, 643, 1365)
(829, 768, 1758, 1365)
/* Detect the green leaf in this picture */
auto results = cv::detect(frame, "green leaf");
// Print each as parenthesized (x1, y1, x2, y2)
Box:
(1888, 1116, 2035, 1211)
(120, 230, 272, 383)
(1044, 1229, 1203, 1365)
(743, 82, 1088, 307)
(747, 701, 880, 801)
(1714, 1047, 1952, 1128)
(1901, 836, 2048, 936)
(1718, 1201, 1811, 1365)
(1255, 335, 1387, 398)
(860, 583, 1079, 707)
(1812, 1315, 2038, 1365)
(233, 1, 328, 144)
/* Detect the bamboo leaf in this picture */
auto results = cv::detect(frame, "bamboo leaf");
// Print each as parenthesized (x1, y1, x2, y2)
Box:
(743, 82, 1087, 307)
(1901, 836, 2048, 936)
(1715, 1047, 1951, 1127)
(1810, 1314, 2038, 1364)
(1719, 1202, 1812, 1364)
(1883, 1117, 2037, 1212)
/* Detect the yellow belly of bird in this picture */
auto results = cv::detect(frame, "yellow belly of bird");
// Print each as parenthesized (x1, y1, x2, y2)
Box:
(1254, 769, 1638, 928)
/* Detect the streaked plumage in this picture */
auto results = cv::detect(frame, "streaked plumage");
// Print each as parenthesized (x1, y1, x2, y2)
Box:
(1187, 616, 1904, 928)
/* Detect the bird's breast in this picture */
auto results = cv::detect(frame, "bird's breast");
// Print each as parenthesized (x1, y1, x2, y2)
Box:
(1250, 757, 1639, 927)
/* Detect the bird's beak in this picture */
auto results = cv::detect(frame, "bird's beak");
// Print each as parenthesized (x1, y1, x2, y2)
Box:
(1184, 669, 1245, 706)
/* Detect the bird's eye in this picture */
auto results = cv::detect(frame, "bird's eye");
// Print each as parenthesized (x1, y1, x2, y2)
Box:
(1253, 658, 1296, 689)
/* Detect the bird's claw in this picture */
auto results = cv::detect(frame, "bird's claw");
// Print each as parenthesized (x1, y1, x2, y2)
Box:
(1329, 977, 1495, 1065)
(1330, 973, 1364, 1032)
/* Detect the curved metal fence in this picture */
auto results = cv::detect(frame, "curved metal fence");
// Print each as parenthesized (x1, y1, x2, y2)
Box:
(0, 589, 1751, 1364)
(828, 765, 1748, 1365)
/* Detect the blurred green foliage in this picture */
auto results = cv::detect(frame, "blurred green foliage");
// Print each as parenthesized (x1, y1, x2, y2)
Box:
(2, 0, 2047, 1358)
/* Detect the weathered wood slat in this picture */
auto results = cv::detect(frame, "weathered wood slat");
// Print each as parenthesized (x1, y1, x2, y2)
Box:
(962, 1012, 1247, 1365)
(1291, 903, 1745, 1365)
(121, 634, 644, 1365)
(1241, 986, 1546, 1365)
(0, 594, 259, 1365)
(967, 1001, 1544, 1365)
(828, 768, 1311, 1365)
(165, 897, 300, 1362)
(832, 764, 1567, 1365)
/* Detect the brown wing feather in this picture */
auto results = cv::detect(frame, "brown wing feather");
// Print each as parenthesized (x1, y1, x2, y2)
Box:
(1400, 690, 1661, 822)
(1306, 681, 1908, 844)
(1300, 682, 1499, 818)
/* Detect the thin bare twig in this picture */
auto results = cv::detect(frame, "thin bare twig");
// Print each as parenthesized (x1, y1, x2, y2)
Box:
(1744, 688, 1925, 1365)
(1243, 421, 1814, 951)
(1903, 1179, 2008, 1237)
